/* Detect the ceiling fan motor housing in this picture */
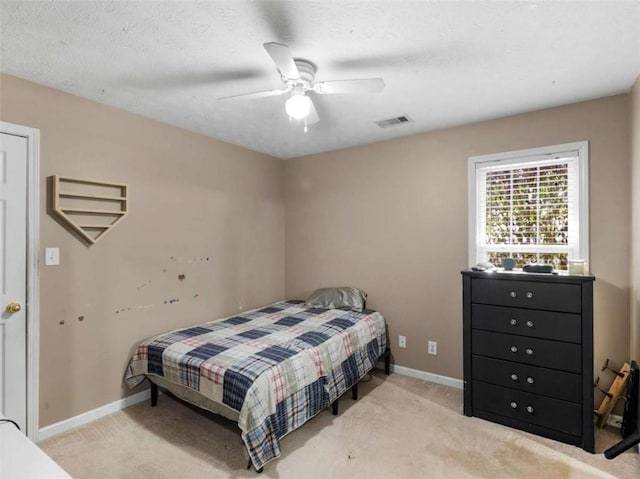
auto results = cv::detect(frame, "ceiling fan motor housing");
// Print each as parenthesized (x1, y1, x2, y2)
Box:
(290, 59, 316, 89)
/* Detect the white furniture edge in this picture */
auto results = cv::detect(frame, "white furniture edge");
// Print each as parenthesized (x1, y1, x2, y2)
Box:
(1, 413, 72, 478)
(0, 121, 40, 441)
(39, 363, 623, 441)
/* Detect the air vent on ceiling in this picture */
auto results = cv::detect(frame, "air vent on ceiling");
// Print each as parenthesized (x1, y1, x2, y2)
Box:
(375, 115, 414, 128)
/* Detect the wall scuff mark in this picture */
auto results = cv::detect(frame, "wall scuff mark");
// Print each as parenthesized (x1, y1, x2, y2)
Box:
(115, 305, 154, 315)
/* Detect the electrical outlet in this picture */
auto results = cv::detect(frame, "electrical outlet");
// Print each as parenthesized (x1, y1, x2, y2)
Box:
(428, 341, 438, 355)
(398, 335, 407, 349)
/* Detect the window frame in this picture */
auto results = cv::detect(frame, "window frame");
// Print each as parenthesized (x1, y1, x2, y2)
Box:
(468, 141, 589, 268)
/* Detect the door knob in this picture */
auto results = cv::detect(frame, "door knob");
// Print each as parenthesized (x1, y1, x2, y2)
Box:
(5, 302, 21, 314)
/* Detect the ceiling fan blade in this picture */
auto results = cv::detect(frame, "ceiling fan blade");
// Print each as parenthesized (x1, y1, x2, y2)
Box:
(313, 78, 385, 95)
(263, 42, 301, 80)
(306, 97, 320, 125)
(217, 88, 288, 101)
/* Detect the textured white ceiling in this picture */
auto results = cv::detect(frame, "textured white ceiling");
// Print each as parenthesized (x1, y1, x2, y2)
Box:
(1, 1, 639, 159)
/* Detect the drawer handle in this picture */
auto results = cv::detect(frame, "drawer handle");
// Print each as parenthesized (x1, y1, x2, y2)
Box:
(526, 348, 534, 356)
(526, 405, 535, 414)
(510, 401, 518, 409)
(510, 318, 518, 326)
(510, 346, 518, 353)
(510, 291, 517, 298)
(527, 377, 535, 384)
(526, 320, 534, 328)
(526, 291, 534, 299)
(511, 373, 518, 381)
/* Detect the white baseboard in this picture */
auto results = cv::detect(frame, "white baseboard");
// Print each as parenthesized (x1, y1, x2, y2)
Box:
(376, 361, 464, 389)
(606, 413, 623, 429)
(37, 389, 151, 443)
(39, 363, 461, 443)
(375, 363, 626, 431)
(376, 364, 627, 430)
(37, 367, 619, 443)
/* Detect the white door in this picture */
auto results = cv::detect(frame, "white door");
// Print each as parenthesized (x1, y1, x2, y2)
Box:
(0, 132, 27, 431)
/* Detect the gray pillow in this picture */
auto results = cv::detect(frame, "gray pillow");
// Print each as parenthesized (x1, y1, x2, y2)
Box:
(305, 287, 367, 311)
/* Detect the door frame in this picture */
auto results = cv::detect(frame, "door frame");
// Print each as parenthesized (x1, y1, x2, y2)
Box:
(1, 121, 40, 440)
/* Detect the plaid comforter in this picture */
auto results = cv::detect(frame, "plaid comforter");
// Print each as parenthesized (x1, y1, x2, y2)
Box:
(125, 300, 387, 469)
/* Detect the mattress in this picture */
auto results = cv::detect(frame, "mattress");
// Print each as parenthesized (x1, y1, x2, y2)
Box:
(125, 299, 387, 469)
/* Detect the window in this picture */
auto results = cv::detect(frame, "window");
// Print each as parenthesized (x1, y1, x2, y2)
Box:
(468, 142, 588, 271)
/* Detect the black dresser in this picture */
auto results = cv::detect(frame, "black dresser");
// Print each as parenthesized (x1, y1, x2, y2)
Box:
(461, 270, 595, 452)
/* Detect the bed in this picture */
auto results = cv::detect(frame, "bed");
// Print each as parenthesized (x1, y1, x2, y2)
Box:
(125, 292, 388, 471)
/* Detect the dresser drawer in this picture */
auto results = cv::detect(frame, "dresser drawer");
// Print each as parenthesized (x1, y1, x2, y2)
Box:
(472, 381, 582, 436)
(472, 355, 582, 403)
(471, 278, 581, 313)
(472, 330, 582, 373)
(472, 304, 581, 343)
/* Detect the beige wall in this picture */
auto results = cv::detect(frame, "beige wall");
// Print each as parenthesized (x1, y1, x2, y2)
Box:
(631, 74, 640, 363)
(1, 72, 634, 428)
(0, 74, 285, 427)
(284, 96, 631, 382)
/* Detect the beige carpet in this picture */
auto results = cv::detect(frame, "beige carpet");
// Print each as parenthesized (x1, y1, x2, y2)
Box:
(40, 372, 639, 478)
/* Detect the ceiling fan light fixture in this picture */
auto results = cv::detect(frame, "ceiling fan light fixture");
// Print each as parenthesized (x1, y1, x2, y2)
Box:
(218, 42, 384, 129)
(285, 92, 311, 119)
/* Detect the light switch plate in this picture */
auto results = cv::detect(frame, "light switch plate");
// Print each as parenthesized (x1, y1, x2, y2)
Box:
(45, 247, 60, 266)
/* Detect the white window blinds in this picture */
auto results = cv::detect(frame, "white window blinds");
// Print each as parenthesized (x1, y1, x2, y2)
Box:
(469, 143, 588, 270)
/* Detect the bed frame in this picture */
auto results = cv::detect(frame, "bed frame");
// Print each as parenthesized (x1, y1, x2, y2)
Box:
(148, 346, 392, 472)
(125, 299, 390, 471)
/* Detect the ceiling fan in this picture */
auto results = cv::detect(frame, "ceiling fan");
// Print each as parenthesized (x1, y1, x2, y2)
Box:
(217, 42, 385, 130)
